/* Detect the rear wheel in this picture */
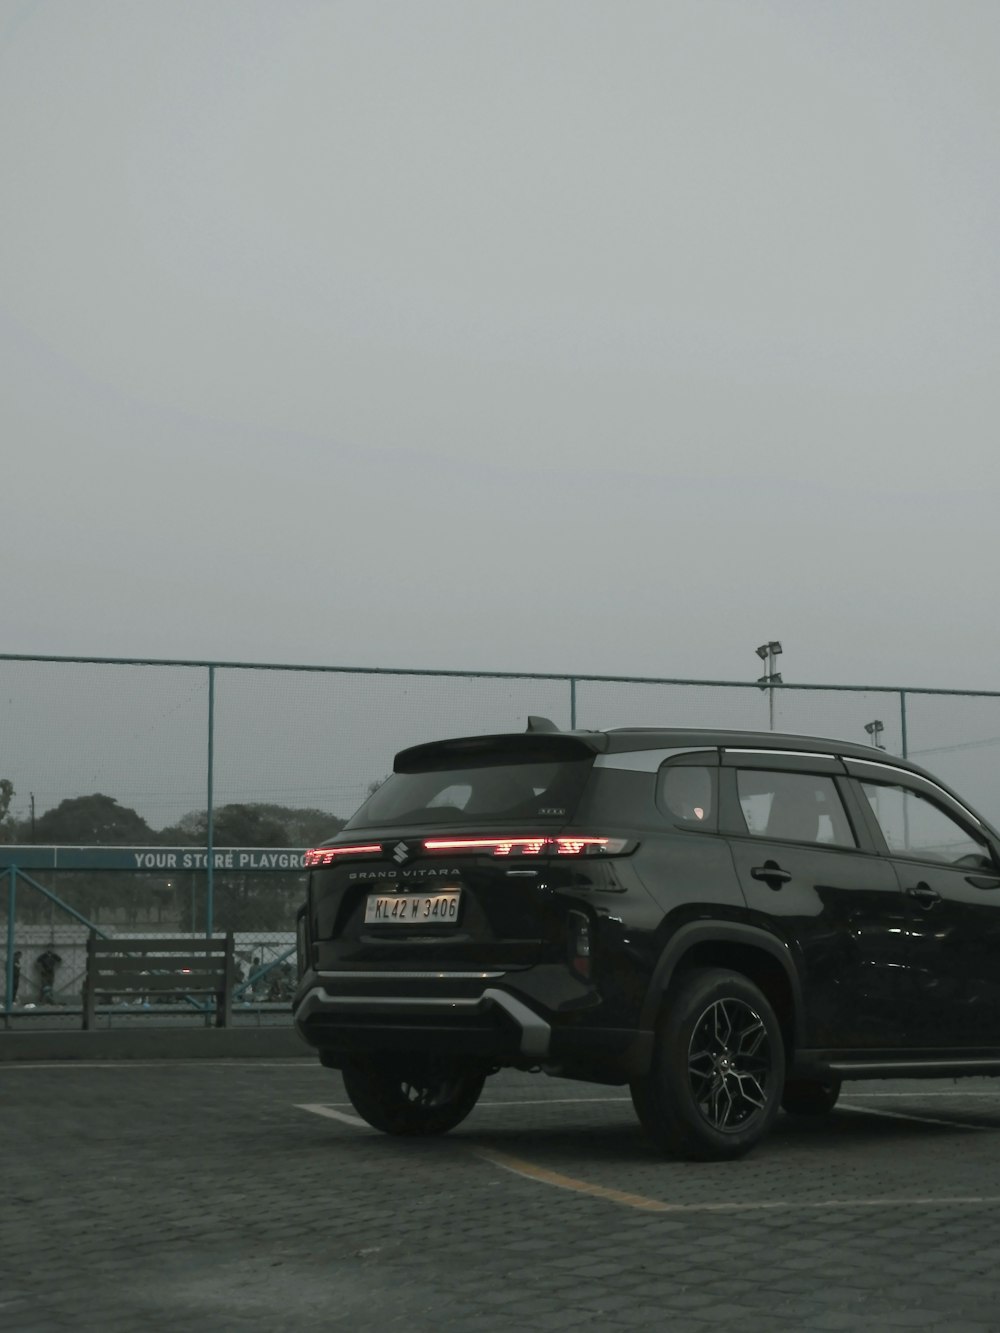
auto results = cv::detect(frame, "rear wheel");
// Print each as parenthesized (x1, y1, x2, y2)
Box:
(781, 1075, 841, 1116)
(630, 968, 785, 1161)
(342, 1056, 486, 1136)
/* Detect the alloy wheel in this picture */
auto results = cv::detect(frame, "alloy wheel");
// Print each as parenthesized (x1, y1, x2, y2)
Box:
(687, 997, 772, 1133)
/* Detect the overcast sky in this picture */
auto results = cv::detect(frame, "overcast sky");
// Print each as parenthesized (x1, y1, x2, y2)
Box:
(2, 0, 999, 694)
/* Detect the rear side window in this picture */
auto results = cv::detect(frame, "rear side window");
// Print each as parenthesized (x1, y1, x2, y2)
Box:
(736, 770, 857, 847)
(345, 757, 593, 829)
(656, 764, 718, 830)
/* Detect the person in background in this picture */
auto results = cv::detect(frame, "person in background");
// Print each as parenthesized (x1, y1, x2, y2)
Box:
(10, 950, 21, 1003)
(36, 946, 63, 1004)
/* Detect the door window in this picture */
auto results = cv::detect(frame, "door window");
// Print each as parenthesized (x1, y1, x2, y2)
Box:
(860, 782, 992, 867)
(736, 770, 857, 847)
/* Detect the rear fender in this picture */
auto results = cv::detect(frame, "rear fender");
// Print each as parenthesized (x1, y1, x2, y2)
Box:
(640, 921, 805, 1051)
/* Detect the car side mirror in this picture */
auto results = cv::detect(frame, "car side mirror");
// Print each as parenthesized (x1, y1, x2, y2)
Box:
(966, 874, 1000, 891)
(955, 852, 996, 873)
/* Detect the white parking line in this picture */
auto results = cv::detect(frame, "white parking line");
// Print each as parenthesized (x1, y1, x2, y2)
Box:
(300, 1093, 1000, 1123)
(839, 1102, 996, 1132)
(297, 1102, 369, 1128)
(475, 1096, 632, 1108)
(0, 1059, 314, 1070)
(298, 1096, 631, 1112)
(294, 1097, 627, 1125)
(847, 1090, 1000, 1098)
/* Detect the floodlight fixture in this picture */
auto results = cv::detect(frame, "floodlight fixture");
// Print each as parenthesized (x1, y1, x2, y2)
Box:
(864, 719, 885, 750)
(754, 639, 784, 731)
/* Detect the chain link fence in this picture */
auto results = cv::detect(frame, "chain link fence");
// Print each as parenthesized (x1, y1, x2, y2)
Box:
(3, 654, 999, 1022)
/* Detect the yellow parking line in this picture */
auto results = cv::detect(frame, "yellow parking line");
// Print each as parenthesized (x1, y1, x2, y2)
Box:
(475, 1147, 1000, 1214)
(297, 1102, 1000, 1215)
(476, 1147, 673, 1212)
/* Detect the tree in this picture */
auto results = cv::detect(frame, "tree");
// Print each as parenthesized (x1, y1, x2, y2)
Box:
(230, 803, 345, 846)
(159, 803, 345, 847)
(31, 793, 154, 845)
(0, 778, 14, 843)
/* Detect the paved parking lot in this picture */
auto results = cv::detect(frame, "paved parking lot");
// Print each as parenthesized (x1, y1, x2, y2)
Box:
(4, 1061, 1000, 1331)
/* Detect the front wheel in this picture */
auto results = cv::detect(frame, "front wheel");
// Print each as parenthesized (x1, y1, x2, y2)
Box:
(342, 1056, 486, 1136)
(631, 968, 785, 1161)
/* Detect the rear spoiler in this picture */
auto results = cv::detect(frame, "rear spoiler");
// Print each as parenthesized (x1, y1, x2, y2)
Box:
(395, 728, 607, 773)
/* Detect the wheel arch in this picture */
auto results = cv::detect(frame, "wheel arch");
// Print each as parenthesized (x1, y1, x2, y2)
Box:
(640, 922, 805, 1059)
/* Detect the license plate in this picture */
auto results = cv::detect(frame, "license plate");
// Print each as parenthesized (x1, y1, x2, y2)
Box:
(364, 890, 462, 925)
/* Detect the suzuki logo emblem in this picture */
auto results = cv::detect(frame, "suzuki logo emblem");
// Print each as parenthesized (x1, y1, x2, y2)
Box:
(392, 841, 411, 864)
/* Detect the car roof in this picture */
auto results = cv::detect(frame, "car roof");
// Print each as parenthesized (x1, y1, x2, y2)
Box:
(407, 724, 913, 767)
(390, 724, 994, 833)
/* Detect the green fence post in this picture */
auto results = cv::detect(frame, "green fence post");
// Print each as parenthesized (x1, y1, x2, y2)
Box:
(899, 690, 908, 758)
(4, 867, 15, 1015)
(206, 664, 215, 937)
(570, 677, 577, 729)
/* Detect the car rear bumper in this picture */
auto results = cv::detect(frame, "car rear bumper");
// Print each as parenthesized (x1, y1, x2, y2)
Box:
(292, 966, 650, 1077)
(295, 982, 552, 1056)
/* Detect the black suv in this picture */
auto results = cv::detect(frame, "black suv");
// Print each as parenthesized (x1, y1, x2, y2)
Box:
(292, 720, 1000, 1159)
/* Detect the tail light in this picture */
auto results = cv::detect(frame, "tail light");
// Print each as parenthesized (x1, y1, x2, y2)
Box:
(422, 836, 632, 857)
(305, 844, 382, 866)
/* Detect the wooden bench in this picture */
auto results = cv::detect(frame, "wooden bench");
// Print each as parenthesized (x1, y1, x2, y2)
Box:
(83, 933, 236, 1030)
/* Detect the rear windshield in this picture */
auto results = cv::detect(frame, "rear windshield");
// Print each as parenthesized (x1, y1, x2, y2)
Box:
(344, 756, 593, 829)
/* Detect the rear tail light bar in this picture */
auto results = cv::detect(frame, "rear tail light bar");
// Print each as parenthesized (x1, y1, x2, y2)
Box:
(422, 836, 630, 857)
(305, 836, 633, 866)
(305, 844, 382, 866)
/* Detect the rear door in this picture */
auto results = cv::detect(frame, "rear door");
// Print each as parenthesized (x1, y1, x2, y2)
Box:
(308, 734, 598, 971)
(722, 751, 907, 1049)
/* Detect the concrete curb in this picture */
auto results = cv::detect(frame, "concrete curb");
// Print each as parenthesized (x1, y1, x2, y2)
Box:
(0, 1026, 312, 1061)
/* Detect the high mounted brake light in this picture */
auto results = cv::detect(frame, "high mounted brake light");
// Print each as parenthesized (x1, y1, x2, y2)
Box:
(305, 844, 382, 866)
(421, 836, 630, 857)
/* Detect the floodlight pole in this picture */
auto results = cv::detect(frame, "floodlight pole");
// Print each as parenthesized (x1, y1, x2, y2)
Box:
(4, 868, 15, 1019)
(755, 641, 783, 731)
(206, 665, 215, 937)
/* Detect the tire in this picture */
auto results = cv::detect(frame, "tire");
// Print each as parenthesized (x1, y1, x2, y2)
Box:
(630, 967, 785, 1161)
(342, 1056, 486, 1137)
(781, 1075, 841, 1116)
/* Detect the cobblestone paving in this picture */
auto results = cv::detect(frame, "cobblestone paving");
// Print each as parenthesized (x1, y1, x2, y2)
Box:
(4, 1062, 1000, 1331)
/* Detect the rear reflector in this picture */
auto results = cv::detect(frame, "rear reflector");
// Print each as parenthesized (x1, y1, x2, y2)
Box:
(305, 844, 382, 866)
(567, 910, 593, 979)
